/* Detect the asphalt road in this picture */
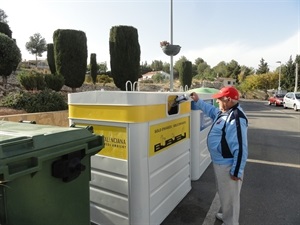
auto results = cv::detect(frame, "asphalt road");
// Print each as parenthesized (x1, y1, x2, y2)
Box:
(161, 99, 300, 225)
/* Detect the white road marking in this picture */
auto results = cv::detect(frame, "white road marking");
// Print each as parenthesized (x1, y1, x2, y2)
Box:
(247, 159, 300, 168)
(202, 193, 220, 225)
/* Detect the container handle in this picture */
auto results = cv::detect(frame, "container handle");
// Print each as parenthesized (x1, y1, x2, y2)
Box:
(126, 80, 139, 91)
(52, 150, 86, 183)
(125, 80, 133, 91)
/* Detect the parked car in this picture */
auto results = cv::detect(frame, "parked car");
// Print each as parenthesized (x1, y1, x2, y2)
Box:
(268, 93, 285, 106)
(283, 92, 300, 111)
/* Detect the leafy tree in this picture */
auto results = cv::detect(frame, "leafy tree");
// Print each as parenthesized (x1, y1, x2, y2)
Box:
(90, 53, 97, 84)
(140, 61, 152, 76)
(53, 29, 88, 92)
(98, 62, 108, 74)
(197, 61, 210, 76)
(241, 65, 254, 77)
(109, 25, 141, 90)
(194, 57, 205, 66)
(0, 9, 8, 23)
(174, 56, 188, 71)
(0, 33, 21, 87)
(256, 73, 278, 98)
(192, 64, 198, 77)
(151, 60, 164, 71)
(192, 58, 205, 77)
(174, 56, 188, 79)
(212, 61, 227, 78)
(178, 60, 192, 88)
(47, 43, 56, 74)
(26, 33, 47, 67)
(226, 60, 241, 81)
(239, 72, 278, 99)
(0, 22, 12, 38)
(162, 62, 170, 73)
(256, 58, 269, 74)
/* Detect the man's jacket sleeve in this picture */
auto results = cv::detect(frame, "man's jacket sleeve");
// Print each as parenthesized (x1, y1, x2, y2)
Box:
(226, 116, 248, 178)
(192, 99, 219, 120)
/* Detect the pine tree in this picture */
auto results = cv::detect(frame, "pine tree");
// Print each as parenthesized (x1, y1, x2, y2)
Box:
(256, 58, 269, 74)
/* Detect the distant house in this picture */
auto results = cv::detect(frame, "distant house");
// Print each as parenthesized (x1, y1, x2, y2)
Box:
(21, 59, 49, 70)
(36, 60, 49, 70)
(140, 71, 170, 80)
(216, 77, 236, 87)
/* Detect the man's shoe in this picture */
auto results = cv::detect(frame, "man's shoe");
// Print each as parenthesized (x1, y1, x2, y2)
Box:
(216, 213, 223, 221)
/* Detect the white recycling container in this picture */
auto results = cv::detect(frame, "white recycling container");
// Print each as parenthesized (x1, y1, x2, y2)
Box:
(68, 90, 192, 225)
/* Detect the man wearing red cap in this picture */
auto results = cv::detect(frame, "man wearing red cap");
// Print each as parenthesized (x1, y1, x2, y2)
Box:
(190, 86, 248, 225)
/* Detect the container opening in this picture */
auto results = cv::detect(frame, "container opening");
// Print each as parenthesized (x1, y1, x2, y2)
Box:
(167, 95, 179, 115)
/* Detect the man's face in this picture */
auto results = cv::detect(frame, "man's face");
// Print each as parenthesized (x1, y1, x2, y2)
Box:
(216, 96, 232, 112)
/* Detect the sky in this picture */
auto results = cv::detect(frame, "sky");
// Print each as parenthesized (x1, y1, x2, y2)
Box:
(1, 0, 299, 71)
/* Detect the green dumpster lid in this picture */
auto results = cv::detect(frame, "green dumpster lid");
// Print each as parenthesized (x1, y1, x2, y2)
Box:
(0, 121, 100, 159)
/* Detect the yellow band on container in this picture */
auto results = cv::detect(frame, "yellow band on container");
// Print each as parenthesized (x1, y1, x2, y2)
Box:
(69, 102, 190, 123)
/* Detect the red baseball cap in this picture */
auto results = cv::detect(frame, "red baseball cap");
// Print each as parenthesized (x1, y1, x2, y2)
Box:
(212, 86, 239, 100)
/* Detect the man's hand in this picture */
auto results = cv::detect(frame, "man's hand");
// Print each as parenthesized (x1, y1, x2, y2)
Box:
(190, 92, 199, 102)
(230, 174, 242, 181)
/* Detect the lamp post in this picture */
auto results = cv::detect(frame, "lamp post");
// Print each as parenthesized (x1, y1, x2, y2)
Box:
(161, 0, 180, 91)
(170, 0, 174, 91)
(295, 63, 298, 92)
(276, 61, 281, 93)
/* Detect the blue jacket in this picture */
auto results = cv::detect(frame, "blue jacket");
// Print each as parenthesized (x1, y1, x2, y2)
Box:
(193, 99, 248, 178)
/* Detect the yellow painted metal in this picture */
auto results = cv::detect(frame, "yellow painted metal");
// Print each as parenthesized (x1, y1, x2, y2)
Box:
(149, 116, 190, 157)
(69, 102, 190, 123)
(78, 124, 128, 160)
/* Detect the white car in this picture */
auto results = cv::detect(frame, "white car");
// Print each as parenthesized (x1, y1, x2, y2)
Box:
(283, 92, 300, 111)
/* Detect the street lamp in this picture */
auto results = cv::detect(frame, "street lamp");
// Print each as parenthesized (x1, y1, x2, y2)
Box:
(276, 61, 281, 93)
(170, 0, 174, 91)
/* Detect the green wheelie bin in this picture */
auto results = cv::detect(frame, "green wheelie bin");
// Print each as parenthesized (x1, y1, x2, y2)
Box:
(0, 121, 104, 225)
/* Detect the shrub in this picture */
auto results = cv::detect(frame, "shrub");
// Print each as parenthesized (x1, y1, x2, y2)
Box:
(84, 74, 93, 83)
(18, 72, 36, 90)
(35, 74, 46, 90)
(45, 74, 65, 91)
(0, 91, 27, 110)
(1, 89, 68, 113)
(152, 73, 164, 83)
(139, 79, 154, 84)
(18, 70, 46, 91)
(97, 74, 113, 86)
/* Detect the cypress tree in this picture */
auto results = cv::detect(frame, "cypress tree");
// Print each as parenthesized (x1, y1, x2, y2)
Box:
(179, 60, 192, 89)
(90, 53, 97, 84)
(109, 25, 140, 90)
(47, 43, 56, 74)
(53, 29, 87, 92)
